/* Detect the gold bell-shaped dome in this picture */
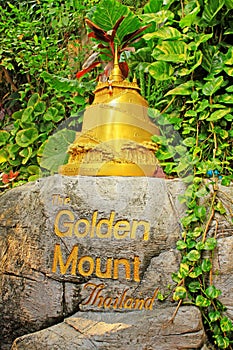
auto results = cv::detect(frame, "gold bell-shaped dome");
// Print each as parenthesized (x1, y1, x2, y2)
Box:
(59, 51, 160, 176)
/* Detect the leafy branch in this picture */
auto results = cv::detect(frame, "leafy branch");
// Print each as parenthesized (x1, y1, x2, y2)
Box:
(76, 0, 149, 80)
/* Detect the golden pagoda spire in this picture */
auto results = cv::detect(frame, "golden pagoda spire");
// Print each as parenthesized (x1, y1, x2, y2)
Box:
(109, 45, 123, 82)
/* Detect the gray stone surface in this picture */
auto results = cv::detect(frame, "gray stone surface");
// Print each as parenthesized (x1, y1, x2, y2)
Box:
(11, 307, 205, 350)
(0, 176, 232, 349)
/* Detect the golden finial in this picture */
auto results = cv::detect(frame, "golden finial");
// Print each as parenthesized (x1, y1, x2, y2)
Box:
(109, 45, 123, 82)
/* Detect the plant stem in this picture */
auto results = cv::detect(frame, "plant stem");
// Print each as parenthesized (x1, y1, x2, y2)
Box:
(161, 96, 176, 114)
(202, 189, 217, 243)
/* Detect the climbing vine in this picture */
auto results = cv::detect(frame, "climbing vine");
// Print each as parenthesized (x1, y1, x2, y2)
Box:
(169, 178, 232, 349)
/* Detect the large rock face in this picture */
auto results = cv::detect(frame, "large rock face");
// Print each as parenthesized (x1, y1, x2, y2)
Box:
(10, 307, 204, 350)
(0, 176, 232, 350)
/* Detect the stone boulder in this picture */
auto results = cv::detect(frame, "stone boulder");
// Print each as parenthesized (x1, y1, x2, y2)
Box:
(0, 175, 232, 349)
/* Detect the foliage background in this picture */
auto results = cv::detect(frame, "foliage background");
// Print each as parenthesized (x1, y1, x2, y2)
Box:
(0, 0, 96, 185)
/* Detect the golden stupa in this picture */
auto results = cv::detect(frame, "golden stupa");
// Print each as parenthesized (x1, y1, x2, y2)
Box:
(59, 51, 160, 176)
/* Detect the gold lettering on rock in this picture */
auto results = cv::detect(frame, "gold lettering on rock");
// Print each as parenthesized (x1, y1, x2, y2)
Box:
(74, 218, 90, 237)
(54, 209, 74, 237)
(82, 283, 159, 311)
(54, 210, 150, 241)
(52, 244, 78, 275)
(52, 244, 141, 282)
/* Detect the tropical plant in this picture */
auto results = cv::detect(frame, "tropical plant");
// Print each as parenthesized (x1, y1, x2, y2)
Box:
(76, 0, 149, 80)
(132, 0, 233, 182)
(0, 0, 95, 188)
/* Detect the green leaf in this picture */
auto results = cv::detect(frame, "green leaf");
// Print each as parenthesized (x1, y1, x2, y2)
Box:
(226, 85, 233, 92)
(181, 215, 195, 227)
(27, 165, 40, 175)
(202, 47, 224, 74)
(156, 149, 173, 160)
(176, 240, 187, 250)
(54, 103, 66, 117)
(189, 266, 202, 278)
(207, 108, 232, 121)
(141, 10, 174, 26)
(196, 241, 205, 250)
(217, 94, 233, 104)
(0, 130, 10, 146)
(187, 249, 200, 262)
(182, 137, 196, 147)
(21, 106, 34, 123)
(215, 335, 230, 349)
(27, 93, 40, 107)
(16, 128, 38, 147)
(19, 147, 33, 165)
(165, 81, 194, 96)
(188, 281, 201, 293)
(6, 144, 20, 159)
(143, 0, 163, 13)
(201, 259, 212, 272)
(225, 0, 233, 9)
(179, 263, 189, 277)
(155, 41, 188, 63)
(208, 310, 221, 322)
(201, 0, 225, 25)
(220, 316, 233, 332)
(192, 227, 203, 238)
(196, 295, 211, 307)
(186, 239, 196, 249)
(149, 61, 174, 80)
(185, 110, 197, 117)
(195, 33, 213, 47)
(40, 129, 76, 172)
(157, 291, 165, 301)
(8, 158, 21, 166)
(224, 66, 233, 76)
(12, 110, 23, 120)
(91, 0, 128, 32)
(202, 76, 224, 96)
(221, 176, 231, 186)
(144, 26, 182, 41)
(43, 107, 58, 121)
(195, 187, 209, 197)
(173, 160, 191, 173)
(41, 72, 79, 93)
(204, 237, 217, 250)
(224, 46, 233, 65)
(172, 272, 181, 284)
(197, 99, 209, 112)
(0, 149, 8, 163)
(173, 286, 187, 301)
(72, 96, 86, 105)
(91, 0, 141, 45)
(34, 101, 46, 116)
(205, 285, 221, 299)
(179, 5, 200, 28)
(215, 201, 226, 214)
(194, 205, 206, 220)
(28, 174, 40, 182)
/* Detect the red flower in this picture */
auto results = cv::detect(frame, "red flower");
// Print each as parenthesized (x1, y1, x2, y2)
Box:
(2, 170, 19, 184)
